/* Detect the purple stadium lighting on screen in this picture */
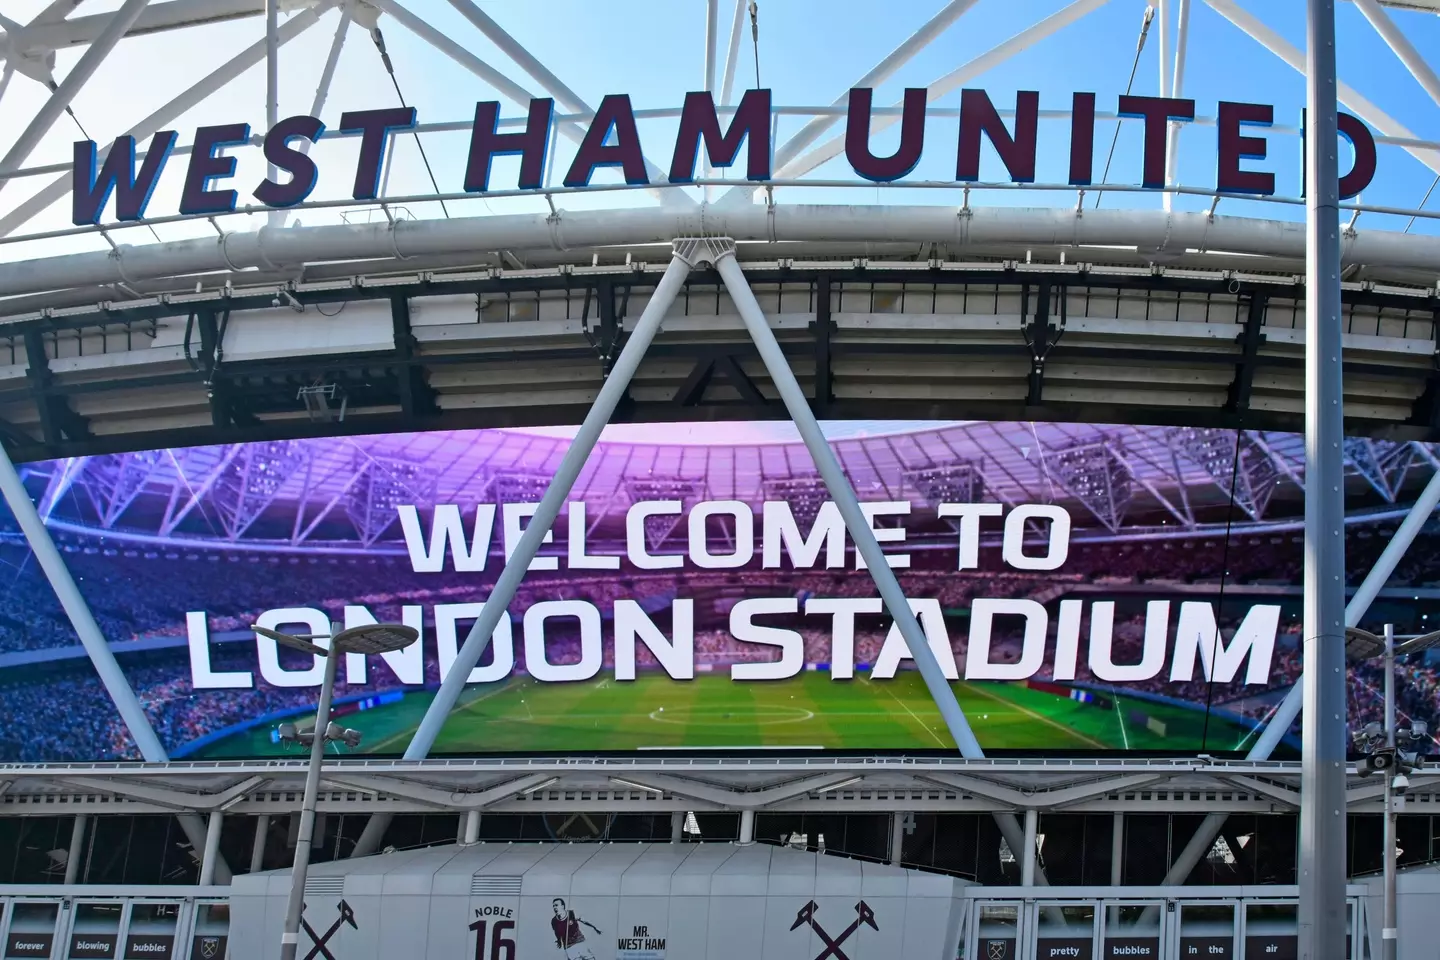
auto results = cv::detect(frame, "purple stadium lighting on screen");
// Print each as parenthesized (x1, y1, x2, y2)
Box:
(0, 419, 1431, 764)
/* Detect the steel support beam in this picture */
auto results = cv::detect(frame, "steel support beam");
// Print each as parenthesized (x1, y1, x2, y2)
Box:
(1021, 808, 1039, 886)
(0, 0, 259, 54)
(1299, 0, 1354, 946)
(720, 0, 982, 204)
(710, 246, 1048, 887)
(64, 814, 87, 885)
(264, 0, 279, 227)
(734, 0, 1107, 192)
(403, 0, 688, 205)
(1164, 0, 1192, 210)
(1353, 0, 1440, 109)
(718, 0, 745, 106)
(198, 810, 224, 886)
(1205, 0, 1440, 177)
(1149, 463, 1440, 898)
(0, 441, 231, 881)
(0, 0, 151, 190)
(349, 251, 695, 858)
(250, 814, 269, 873)
(0, 0, 334, 238)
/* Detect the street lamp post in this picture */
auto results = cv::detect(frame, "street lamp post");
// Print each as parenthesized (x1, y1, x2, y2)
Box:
(256, 622, 420, 960)
(1344, 624, 1440, 960)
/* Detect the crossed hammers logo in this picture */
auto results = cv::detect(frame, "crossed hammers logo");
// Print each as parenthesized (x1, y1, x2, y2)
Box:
(790, 900, 878, 960)
(300, 899, 358, 960)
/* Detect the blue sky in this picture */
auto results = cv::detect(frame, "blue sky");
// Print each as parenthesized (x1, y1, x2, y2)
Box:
(1, 0, 1438, 256)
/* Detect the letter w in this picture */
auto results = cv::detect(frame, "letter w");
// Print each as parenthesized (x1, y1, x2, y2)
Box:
(1168, 602, 1281, 685)
(72, 131, 179, 225)
(397, 504, 495, 572)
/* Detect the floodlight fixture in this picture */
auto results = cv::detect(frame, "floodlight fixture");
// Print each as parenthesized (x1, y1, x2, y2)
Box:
(1396, 629, 1440, 657)
(1345, 626, 1385, 661)
(252, 625, 328, 657)
(331, 623, 419, 655)
(252, 622, 418, 658)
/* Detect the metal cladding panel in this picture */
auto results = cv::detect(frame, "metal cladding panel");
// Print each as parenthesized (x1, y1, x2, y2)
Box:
(813, 850, 863, 898)
(857, 860, 910, 899)
(520, 843, 605, 896)
(571, 843, 648, 896)
(617, 844, 693, 896)
(710, 843, 773, 896)
(227, 841, 963, 959)
(707, 891, 769, 960)
(431, 843, 511, 896)
(668, 843, 741, 897)
(474, 843, 560, 881)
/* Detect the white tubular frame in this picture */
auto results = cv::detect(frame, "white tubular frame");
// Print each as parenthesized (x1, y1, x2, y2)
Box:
(0, 0, 152, 190)
(1205, 0, 1440, 178)
(725, 0, 1109, 198)
(1353, 0, 1440, 108)
(0, 0, 336, 239)
(0, 441, 231, 881)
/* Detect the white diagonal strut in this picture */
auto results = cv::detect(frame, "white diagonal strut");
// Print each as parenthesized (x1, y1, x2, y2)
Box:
(1353, 0, 1440, 108)
(718, 0, 745, 106)
(378, 0, 689, 207)
(349, 249, 695, 859)
(707, 245, 1048, 888)
(0, 442, 230, 881)
(1163, 0, 1191, 210)
(0, 0, 152, 193)
(1152, 462, 1440, 894)
(718, 0, 983, 206)
(1205, 0, 1440, 177)
(742, 0, 1110, 194)
(0, 0, 336, 238)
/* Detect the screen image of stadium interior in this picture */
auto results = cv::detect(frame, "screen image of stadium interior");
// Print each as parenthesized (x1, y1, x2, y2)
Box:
(0, 419, 1429, 763)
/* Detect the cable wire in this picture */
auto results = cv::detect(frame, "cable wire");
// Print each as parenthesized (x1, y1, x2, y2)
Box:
(749, 1, 760, 89)
(1094, 5, 1156, 209)
(50, 80, 165, 243)
(1405, 173, 1439, 234)
(369, 27, 450, 218)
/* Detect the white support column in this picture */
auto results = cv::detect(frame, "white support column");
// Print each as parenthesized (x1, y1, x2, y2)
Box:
(1298, 0, 1350, 949)
(670, 812, 684, 844)
(704, 0, 719, 93)
(64, 814, 88, 885)
(405, 0, 690, 205)
(0, 0, 335, 238)
(1163, 0, 1191, 211)
(349, 251, 695, 859)
(718, 0, 745, 106)
(722, 0, 1100, 200)
(462, 810, 481, 846)
(738, 809, 755, 845)
(1021, 809, 1038, 887)
(198, 811, 225, 886)
(1110, 813, 1124, 885)
(1204, 0, 1440, 178)
(0, 0, 151, 188)
(250, 815, 269, 873)
(264, 0, 280, 227)
(889, 813, 906, 866)
(0, 446, 165, 758)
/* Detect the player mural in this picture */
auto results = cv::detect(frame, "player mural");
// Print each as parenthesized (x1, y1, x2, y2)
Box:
(551, 899, 603, 960)
(0, 419, 1433, 761)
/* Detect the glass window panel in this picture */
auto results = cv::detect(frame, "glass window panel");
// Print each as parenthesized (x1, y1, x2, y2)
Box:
(5, 903, 59, 959)
(68, 903, 122, 959)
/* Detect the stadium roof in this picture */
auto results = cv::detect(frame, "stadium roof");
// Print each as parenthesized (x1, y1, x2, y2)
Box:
(19, 421, 1436, 546)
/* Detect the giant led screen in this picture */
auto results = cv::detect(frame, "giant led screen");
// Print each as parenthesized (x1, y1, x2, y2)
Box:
(0, 420, 1431, 763)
